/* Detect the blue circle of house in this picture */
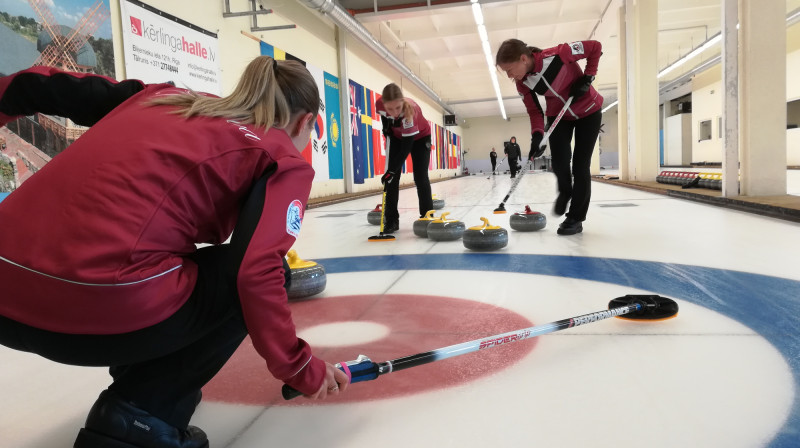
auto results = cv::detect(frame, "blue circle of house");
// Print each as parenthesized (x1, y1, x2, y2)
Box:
(316, 253, 800, 448)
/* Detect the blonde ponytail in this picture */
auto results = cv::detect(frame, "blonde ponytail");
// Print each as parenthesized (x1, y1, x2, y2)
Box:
(147, 56, 318, 133)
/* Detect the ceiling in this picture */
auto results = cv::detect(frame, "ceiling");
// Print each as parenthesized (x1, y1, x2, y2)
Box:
(332, 0, 800, 121)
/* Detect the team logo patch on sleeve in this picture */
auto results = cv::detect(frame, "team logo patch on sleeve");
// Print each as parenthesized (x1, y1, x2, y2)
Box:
(570, 41, 585, 55)
(286, 200, 304, 237)
(402, 118, 414, 129)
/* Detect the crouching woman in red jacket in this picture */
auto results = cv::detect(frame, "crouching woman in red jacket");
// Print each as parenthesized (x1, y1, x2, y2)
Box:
(0, 56, 348, 448)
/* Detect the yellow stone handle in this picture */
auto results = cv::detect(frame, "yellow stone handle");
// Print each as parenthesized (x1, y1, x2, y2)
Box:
(286, 250, 317, 269)
(468, 217, 501, 230)
(433, 212, 462, 223)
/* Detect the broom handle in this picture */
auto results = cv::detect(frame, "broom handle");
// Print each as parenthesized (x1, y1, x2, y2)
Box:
(282, 300, 643, 400)
(497, 97, 573, 206)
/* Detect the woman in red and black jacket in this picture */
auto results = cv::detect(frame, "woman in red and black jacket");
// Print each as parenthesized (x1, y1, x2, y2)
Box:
(0, 57, 348, 448)
(496, 39, 603, 235)
(376, 83, 433, 234)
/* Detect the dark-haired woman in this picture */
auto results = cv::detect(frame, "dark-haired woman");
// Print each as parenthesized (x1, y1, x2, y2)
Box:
(376, 83, 433, 234)
(0, 56, 348, 447)
(496, 39, 603, 235)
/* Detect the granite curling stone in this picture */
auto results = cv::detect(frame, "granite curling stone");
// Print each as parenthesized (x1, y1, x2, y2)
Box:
(509, 205, 547, 232)
(286, 250, 327, 299)
(413, 210, 437, 238)
(432, 194, 445, 210)
(367, 204, 383, 225)
(427, 212, 466, 242)
(463, 217, 508, 251)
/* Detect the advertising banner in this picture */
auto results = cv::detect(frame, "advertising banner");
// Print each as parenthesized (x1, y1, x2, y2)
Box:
(119, 0, 221, 95)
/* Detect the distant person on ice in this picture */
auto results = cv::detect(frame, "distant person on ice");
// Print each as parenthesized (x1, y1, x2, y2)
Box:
(504, 136, 522, 178)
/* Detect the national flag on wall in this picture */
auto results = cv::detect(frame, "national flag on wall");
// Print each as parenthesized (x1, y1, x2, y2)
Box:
(349, 80, 365, 184)
(371, 91, 386, 175)
(432, 124, 439, 170)
(439, 126, 446, 169)
(449, 131, 455, 168)
(428, 120, 435, 170)
(306, 64, 329, 181)
(323, 72, 343, 180)
(358, 84, 374, 178)
(259, 42, 284, 60)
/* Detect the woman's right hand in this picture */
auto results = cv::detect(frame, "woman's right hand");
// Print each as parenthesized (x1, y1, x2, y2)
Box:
(304, 362, 350, 400)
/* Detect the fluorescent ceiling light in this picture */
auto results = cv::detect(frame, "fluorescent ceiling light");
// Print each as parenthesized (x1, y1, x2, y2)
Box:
(659, 32, 721, 77)
(656, 8, 799, 79)
(471, 3, 483, 25)
(471, 1, 506, 120)
(478, 24, 488, 42)
(658, 32, 721, 79)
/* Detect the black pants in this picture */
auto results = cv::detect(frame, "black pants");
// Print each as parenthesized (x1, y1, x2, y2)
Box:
(0, 174, 285, 429)
(490, 158, 496, 172)
(384, 135, 433, 224)
(509, 158, 519, 177)
(548, 110, 602, 221)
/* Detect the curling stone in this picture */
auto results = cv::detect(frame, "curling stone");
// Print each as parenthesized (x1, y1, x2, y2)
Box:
(509, 205, 547, 232)
(463, 217, 508, 251)
(432, 194, 445, 210)
(427, 212, 466, 241)
(413, 210, 437, 238)
(286, 250, 326, 300)
(367, 204, 383, 225)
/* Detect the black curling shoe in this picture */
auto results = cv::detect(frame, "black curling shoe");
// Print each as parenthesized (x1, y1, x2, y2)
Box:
(74, 390, 208, 448)
(557, 217, 583, 236)
(382, 221, 399, 234)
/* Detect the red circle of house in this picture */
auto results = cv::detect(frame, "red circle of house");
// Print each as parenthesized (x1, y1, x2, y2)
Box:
(202, 294, 536, 406)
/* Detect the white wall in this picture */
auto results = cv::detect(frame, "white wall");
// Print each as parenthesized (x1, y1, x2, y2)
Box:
(684, 22, 800, 167)
(461, 114, 531, 174)
(690, 65, 722, 164)
(786, 24, 800, 166)
(599, 108, 619, 168)
(788, 129, 800, 165)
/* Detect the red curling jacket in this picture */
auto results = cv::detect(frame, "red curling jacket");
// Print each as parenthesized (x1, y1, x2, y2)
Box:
(516, 40, 604, 135)
(0, 66, 325, 395)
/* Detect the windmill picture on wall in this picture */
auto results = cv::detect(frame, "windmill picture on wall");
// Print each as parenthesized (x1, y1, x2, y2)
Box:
(29, 0, 109, 73)
(0, 0, 115, 192)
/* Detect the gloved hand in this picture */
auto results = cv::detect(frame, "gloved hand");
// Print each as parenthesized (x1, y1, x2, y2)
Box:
(569, 74, 595, 99)
(381, 171, 396, 185)
(529, 132, 545, 160)
(381, 116, 395, 138)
